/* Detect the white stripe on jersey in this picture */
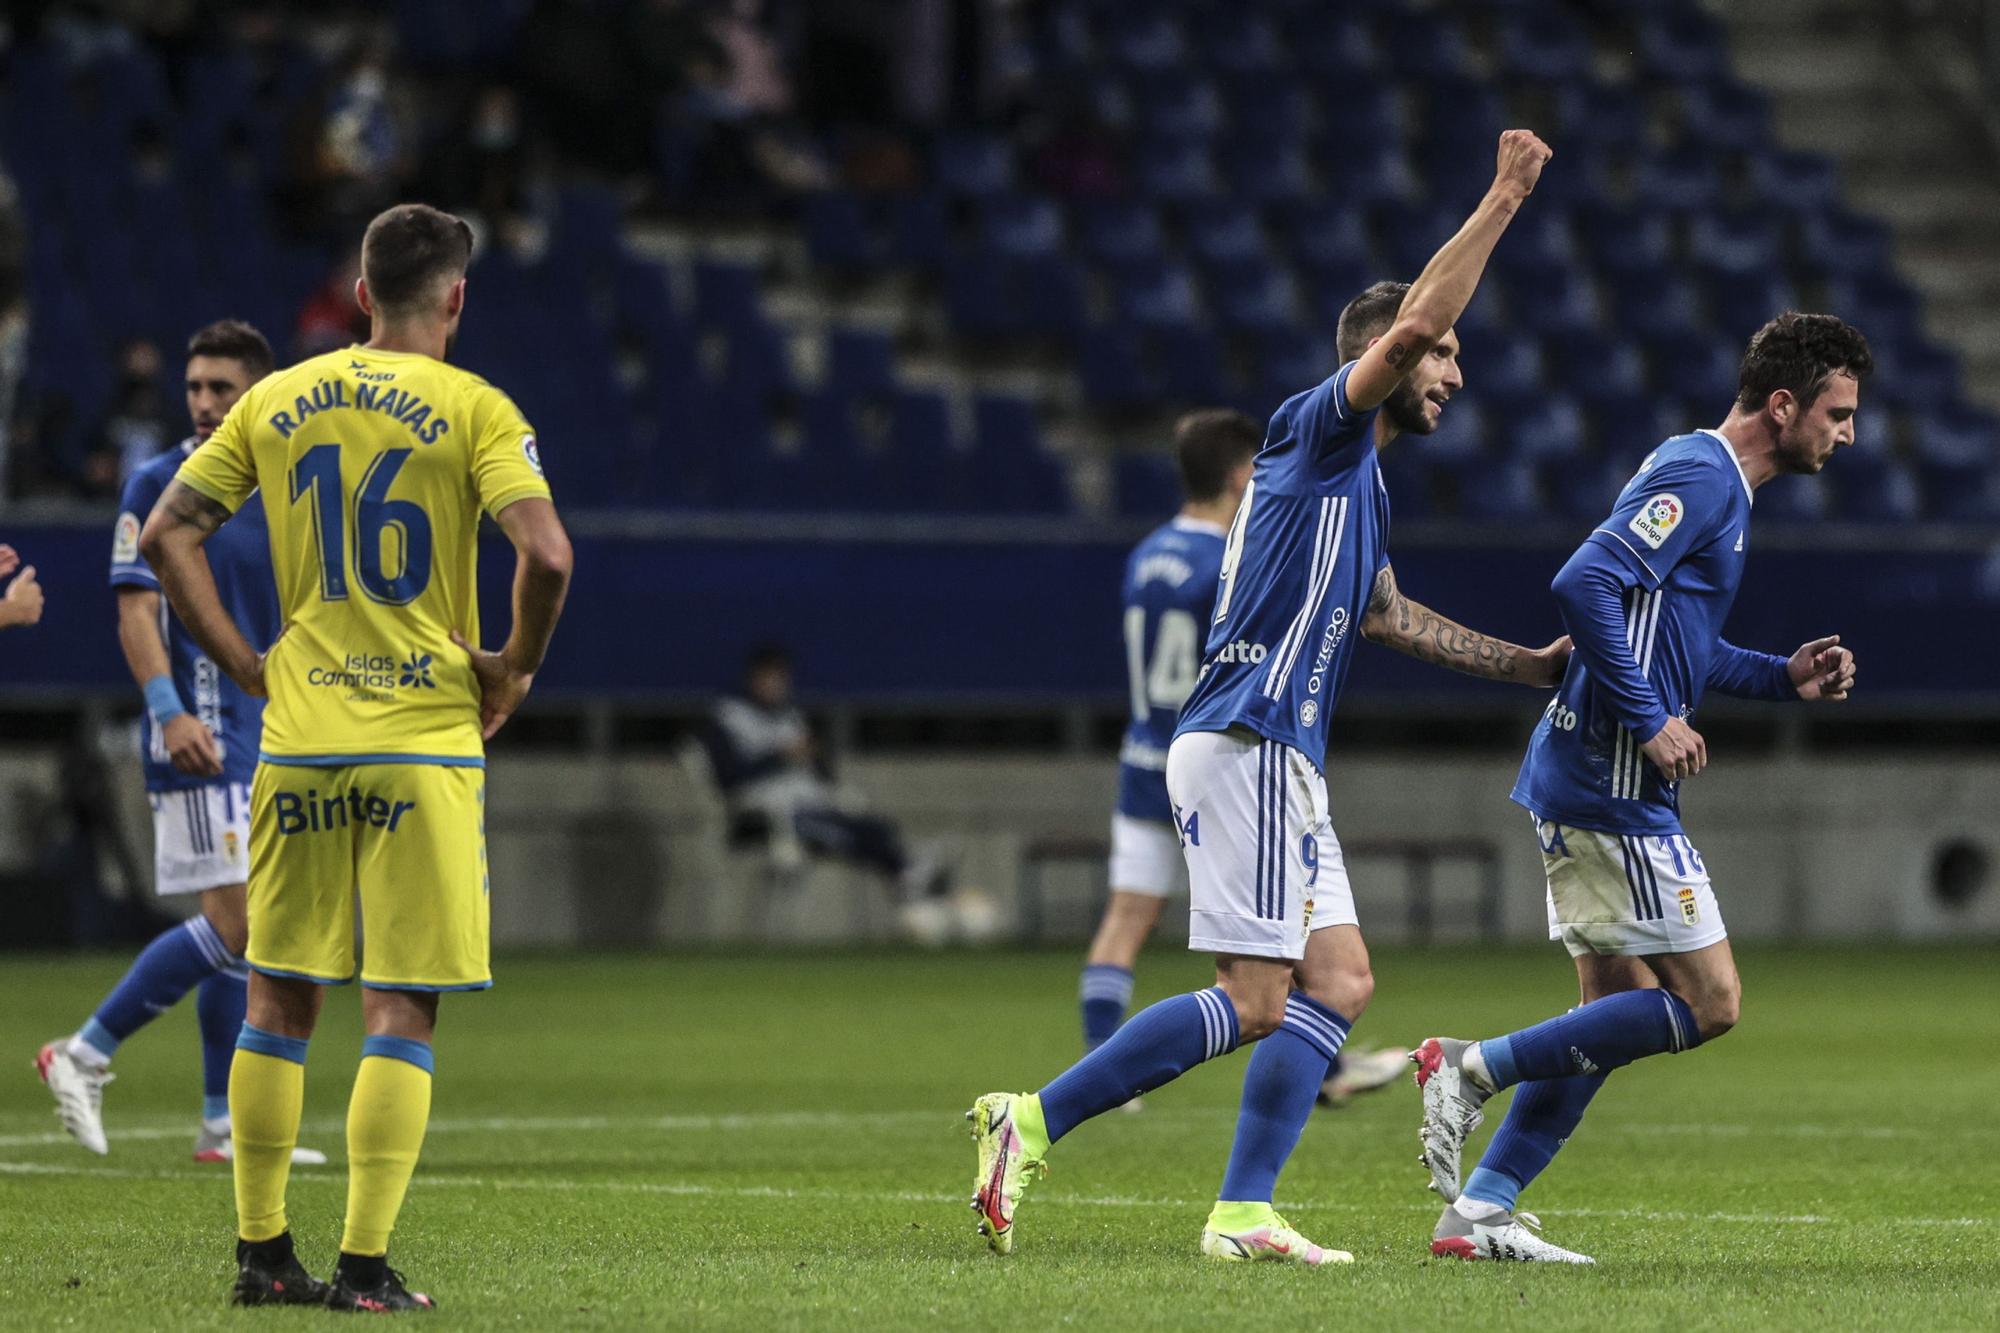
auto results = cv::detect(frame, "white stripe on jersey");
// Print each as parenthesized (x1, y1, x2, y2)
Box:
(1262, 496, 1347, 702)
(1613, 588, 1666, 800)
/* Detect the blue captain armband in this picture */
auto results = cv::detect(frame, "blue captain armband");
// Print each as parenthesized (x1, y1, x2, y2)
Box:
(143, 674, 187, 727)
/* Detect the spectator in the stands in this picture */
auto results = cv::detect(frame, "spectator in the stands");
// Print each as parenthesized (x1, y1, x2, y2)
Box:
(702, 643, 956, 935)
(94, 339, 174, 487)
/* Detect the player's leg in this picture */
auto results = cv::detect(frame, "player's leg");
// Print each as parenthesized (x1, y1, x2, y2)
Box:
(1203, 770, 1361, 1267)
(327, 763, 485, 1311)
(1433, 953, 1645, 1264)
(229, 764, 350, 1307)
(967, 731, 1266, 1254)
(1420, 823, 1722, 1258)
(38, 786, 252, 1156)
(193, 883, 250, 1151)
(1079, 815, 1177, 1053)
(1640, 936, 1741, 1041)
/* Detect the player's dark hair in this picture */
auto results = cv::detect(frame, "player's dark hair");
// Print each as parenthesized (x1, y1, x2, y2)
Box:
(746, 642, 794, 675)
(1335, 280, 1411, 364)
(1734, 312, 1873, 413)
(186, 319, 273, 379)
(361, 203, 474, 315)
(1174, 409, 1261, 502)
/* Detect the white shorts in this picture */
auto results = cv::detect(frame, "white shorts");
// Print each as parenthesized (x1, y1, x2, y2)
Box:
(1166, 729, 1356, 961)
(1106, 814, 1184, 898)
(1535, 817, 1727, 958)
(149, 782, 252, 897)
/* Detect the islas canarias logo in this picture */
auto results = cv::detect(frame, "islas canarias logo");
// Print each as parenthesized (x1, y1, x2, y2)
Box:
(305, 647, 437, 699)
(1628, 492, 1684, 550)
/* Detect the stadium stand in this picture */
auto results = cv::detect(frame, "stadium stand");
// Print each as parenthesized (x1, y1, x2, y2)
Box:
(0, 0, 1995, 521)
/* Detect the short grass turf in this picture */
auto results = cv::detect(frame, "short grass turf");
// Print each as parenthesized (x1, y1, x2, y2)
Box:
(0, 945, 1993, 1331)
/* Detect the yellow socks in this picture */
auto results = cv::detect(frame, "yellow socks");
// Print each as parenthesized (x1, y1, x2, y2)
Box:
(230, 1027, 309, 1242)
(340, 1038, 435, 1257)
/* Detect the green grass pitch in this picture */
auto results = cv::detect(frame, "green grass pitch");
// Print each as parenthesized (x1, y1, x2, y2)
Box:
(1, 945, 1993, 1330)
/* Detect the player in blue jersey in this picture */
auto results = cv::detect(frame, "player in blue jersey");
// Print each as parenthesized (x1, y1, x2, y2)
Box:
(1080, 409, 1406, 1109)
(37, 321, 320, 1167)
(1414, 313, 1870, 1264)
(972, 130, 1570, 1263)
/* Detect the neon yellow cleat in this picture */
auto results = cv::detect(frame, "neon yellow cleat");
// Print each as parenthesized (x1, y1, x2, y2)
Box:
(966, 1092, 1047, 1255)
(1200, 1203, 1353, 1266)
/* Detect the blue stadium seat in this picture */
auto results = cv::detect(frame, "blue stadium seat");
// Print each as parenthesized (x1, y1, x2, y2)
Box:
(934, 131, 1016, 198)
(1117, 260, 1202, 333)
(1420, 400, 1488, 468)
(970, 394, 1072, 513)
(1458, 459, 1546, 520)
(1674, 82, 1771, 154)
(944, 256, 1023, 341)
(889, 190, 954, 274)
(1226, 135, 1314, 207)
(1080, 326, 1159, 410)
(1135, 138, 1220, 203)
(1106, 11, 1187, 74)
(1154, 327, 1231, 405)
(1078, 199, 1167, 275)
(1747, 149, 1842, 215)
(1140, 77, 1226, 141)
(1633, 148, 1723, 214)
(803, 190, 885, 276)
(1756, 473, 1829, 523)
(1212, 261, 1300, 337)
(1500, 394, 1588, 465)
(1193, 10, 1283, 75)
(1471, 339, 1545, 415)
(1229, 78, 1311, 144)
(714, 316, 797, 402)
(1797, 208, 1893, 272)
(826, 327, 898, 398)
(693, 260, 765, 332)
(1380, 11, 1475, 79)
(1116, 452, 1182, 518)
(1545, 331, 1649, 417)
(1836, 452, 1923, 524)
(1016, 253, 1092, 344)
(1688, 210, 1785, 280)
(1505, 267, 1600, 338)
(1292, 15, 1381, 80)
(1496, 12, 1593, 81)
(1705, 273, 1798, 343)
(1184, 203, 1268, 275)
(1377, 452, 1437, 520)
(982, 193, 1067, 261)
(1635, 7, 1732, 82)
(1254, 331, 1339, 411)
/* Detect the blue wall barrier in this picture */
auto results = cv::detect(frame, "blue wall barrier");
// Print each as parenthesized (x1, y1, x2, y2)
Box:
(0, 516, 1985, 708)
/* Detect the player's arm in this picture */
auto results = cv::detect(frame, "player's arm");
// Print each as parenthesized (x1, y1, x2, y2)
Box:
(1710, 635, 1854, 702)
(139, 481, 265, 697)
(1360, 564, 1570, 687)
(1342, 130, 1551, 414)
(116, 590, 223, 775)
(1548, 541, 1704, 780)
(453, 497, 573, 740)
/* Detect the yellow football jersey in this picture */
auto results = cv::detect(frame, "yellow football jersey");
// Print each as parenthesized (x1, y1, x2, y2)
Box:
(177, 345, 551, 765)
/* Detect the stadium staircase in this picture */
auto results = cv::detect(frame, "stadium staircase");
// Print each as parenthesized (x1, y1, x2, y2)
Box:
(1713, 0, 2000, 409)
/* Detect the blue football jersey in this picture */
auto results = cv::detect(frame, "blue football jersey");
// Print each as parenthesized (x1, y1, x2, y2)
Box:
(1175, 361, 1390, 770)
(1118, 515, 1227, 821)
(1513, 430, 1757, 836)
(110, 439, 280, 793)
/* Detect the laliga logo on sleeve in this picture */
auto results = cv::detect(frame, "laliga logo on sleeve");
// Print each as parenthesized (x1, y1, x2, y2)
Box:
(113, 512, 141, 563)
(1628, 493, 1684, 550)
(522, 434, 544, 476)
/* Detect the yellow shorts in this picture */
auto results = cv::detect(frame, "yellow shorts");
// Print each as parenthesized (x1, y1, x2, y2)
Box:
(246, 762, 490, 990)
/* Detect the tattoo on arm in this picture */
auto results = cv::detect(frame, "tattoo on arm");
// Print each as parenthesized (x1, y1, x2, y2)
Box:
(157, 481, 231, 536)
(1366, 565, 1397, 616)
(1396, 600, 1521, 680)
(1384, 342, 1408, 368)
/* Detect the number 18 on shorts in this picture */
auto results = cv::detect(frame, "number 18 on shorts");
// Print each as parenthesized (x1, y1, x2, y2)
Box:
(1166, 728, 1357, 961)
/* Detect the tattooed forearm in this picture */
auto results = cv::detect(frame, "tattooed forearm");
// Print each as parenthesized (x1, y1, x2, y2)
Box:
(1399, 602, 1521, 680)
(156, 480, 232, 535)
(1366, 565, 1396, 616)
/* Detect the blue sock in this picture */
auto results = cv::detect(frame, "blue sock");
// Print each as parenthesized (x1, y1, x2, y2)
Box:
(1079, 964, 1134, 1051)
(1218, 994, 1351, 1203)
(1480, 989, 1699, 1090)
(1462, 1072, 1609, 1211)
(197, 967, 249, 1122)
(1038, 987, 1238, 1143)
(80, 917, 237, 1059)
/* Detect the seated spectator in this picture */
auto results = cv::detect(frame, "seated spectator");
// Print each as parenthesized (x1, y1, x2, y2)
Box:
(702, 643, 957, 937)
(96, 339, 174, 487)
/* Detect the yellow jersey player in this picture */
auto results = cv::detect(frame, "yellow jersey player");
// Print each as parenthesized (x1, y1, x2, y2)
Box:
(141, 203, 574, 1312)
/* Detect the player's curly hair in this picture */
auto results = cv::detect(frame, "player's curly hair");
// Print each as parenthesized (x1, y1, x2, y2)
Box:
(1335, 280, 1411, 364)
(1734, 313, 1872, 412)
(186, 319, 272, 378)
(1174, 408, 1261, 502)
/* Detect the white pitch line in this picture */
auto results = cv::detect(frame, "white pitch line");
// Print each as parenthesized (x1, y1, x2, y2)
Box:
(0, 1160, 1985, 1231)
